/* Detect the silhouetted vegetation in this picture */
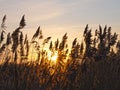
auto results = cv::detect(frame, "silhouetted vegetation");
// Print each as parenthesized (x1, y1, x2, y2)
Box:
(0, 15, 120, 90)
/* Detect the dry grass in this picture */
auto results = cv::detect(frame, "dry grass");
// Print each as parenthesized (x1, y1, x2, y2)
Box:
(0, 15, 120, 90)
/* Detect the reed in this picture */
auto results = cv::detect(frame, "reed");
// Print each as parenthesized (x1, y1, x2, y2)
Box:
(0, 15, 120, 90)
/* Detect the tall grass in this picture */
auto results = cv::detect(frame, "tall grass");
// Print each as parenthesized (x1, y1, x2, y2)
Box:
(0, 15, 120, 90)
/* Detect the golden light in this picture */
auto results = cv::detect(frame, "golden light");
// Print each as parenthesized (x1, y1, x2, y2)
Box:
(47, 51, 58, 63)
(26, 47, 58, 63)
(51, 53, 58, 62)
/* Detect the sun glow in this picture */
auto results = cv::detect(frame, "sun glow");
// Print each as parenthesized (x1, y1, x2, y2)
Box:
(51, 53, 58, 62)
(48, 51, 58, 63)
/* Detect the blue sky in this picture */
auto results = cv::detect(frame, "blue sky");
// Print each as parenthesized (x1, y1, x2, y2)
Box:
(0, 0, 120, 44)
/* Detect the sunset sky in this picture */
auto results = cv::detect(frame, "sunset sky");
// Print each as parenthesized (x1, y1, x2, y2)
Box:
(0, 0, 120, 44)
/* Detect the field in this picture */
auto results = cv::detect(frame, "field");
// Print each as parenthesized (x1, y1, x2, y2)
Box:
(0, 15, 120, 90)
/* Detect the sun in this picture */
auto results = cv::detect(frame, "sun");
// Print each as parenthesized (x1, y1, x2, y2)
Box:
(47, 51, 58, 63)
(51, 53, 58, 62)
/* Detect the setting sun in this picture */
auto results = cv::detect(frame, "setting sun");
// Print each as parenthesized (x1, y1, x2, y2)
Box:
(51, 54, 58, 62)
(47, 51, 58, 63)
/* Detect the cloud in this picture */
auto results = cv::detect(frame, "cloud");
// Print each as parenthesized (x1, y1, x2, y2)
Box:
(31, 12, 63, 22)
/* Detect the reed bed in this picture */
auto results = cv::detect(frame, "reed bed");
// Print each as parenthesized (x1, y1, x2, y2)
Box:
(0, 15, 120, 90)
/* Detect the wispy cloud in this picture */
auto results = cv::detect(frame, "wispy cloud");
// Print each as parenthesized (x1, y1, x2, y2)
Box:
(31, 12, 63, 22)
